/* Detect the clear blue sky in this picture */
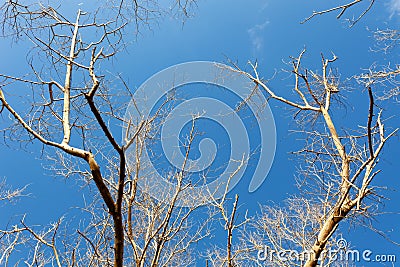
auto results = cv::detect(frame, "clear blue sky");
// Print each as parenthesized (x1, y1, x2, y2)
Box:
(0, 0, 399, 264)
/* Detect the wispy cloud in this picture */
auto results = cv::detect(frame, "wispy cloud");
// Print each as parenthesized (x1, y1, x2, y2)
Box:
(247, 20, 269, 53)
(260, 0, 269, 12)
(388, 0, 400, 18)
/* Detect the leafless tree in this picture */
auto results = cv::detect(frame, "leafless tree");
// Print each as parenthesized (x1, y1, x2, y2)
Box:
(0, 1, 213, 267)
(221, 46, 398, 266)
(0, 1, 398, 267)
(203, 3, 398, 266)
(205, 190, 250, 267)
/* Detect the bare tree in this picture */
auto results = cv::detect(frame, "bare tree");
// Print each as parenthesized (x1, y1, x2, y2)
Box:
(0, 1, 398, 267)
(206, 190, 250, 267)
(0, 1, 211, 267)
(222, 46, 397, 266)
(207, 3, 398, 266)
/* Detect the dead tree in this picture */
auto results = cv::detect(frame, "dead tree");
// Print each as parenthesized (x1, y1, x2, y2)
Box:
(0, 1, 206, 266)
(226, 48, 397, 266)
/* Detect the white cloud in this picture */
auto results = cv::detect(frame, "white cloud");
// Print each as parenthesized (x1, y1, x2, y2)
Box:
(260, 0, 269, 12)
(247, 20, 270, 53)
(388, 0, 400, 18)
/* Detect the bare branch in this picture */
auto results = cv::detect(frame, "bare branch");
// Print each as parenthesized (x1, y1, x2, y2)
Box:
(302, 0, 375, 26)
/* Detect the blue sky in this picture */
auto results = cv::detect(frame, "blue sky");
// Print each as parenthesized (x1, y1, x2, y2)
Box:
(1, 0, 400, 265)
